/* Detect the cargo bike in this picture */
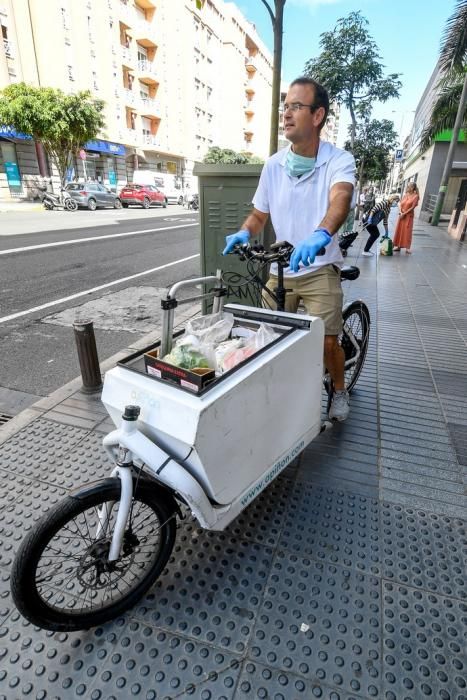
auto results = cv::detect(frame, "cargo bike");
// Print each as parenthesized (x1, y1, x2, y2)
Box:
(11, 241, 370, 631)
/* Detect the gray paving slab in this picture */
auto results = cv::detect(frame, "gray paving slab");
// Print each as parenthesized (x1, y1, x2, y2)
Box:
(0, 613, 127, 700)
(133, 529, 273, 655)
(381, 503, 467, 599)
(234, 660, 363, 699)
(250, 552, 382, 698)
(279, 482, 381, 576)
(91, 620, 241, 699)
(0, 478, 67, 568)
(382, 582, 467, 700)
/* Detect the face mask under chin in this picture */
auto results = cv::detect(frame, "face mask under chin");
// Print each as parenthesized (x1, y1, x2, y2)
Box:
(285, 150, 316, 177)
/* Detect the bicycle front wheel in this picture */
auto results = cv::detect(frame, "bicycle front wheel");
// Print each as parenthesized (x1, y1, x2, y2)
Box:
(341, 300, 370, 392)
(11, 478, 177, 631)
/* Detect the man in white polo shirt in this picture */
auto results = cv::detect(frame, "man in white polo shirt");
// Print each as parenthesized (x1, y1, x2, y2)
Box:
(223, 77, 356, 421)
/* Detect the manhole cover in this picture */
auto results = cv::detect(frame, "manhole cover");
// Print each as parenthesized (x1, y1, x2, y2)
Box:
(0, 413, 13, 425)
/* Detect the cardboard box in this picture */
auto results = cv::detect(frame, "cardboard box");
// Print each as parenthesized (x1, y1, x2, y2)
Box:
(144, 349, 215, 393)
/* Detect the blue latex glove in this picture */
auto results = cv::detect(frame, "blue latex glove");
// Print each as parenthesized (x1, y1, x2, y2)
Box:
(289, 228, 332, 273)
(222, 229, 250, 255)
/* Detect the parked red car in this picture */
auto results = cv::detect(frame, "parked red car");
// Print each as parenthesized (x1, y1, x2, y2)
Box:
(119, 184, 167, 209)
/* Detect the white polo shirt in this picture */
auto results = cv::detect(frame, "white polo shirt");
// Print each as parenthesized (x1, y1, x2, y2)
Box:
(252, 141, 356, 277)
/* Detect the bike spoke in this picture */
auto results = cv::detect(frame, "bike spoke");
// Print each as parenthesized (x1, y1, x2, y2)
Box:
(31, 495, 166, 617)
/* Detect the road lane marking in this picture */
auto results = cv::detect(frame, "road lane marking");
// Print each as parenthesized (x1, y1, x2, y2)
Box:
(0, 223, 198, 256)
(0, 254, 200, 324)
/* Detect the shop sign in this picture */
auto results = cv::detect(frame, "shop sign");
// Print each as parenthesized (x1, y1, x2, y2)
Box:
(84, 139, 126, 156)
(5, 161, 21, 187)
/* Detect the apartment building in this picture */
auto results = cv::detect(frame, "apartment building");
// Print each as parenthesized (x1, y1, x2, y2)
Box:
(0, 0, 273, 200)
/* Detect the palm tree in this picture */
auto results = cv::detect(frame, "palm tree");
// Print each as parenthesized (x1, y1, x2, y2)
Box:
(428, 0, 467, 225)
(421, 0, 467, 150)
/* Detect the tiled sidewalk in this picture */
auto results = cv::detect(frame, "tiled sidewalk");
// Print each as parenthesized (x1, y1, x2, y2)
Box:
(0, 218, 466, 700)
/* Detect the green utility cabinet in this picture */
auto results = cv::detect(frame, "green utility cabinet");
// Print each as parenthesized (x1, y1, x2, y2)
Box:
(193, 163, 273, 307)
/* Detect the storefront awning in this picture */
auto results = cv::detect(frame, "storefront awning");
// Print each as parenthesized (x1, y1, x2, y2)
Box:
(0, 126, 32, 141)
(84, 139, 126, 157)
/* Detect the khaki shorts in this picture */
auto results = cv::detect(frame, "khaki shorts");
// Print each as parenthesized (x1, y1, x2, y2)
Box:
(264, 264, 343, 335)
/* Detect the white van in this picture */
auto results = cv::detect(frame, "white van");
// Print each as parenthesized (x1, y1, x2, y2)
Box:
(132, 170, 183, 205)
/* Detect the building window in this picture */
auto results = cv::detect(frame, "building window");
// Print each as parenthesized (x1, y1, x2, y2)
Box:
(92, 72, 98, 90)
(67, 65, 74, 81)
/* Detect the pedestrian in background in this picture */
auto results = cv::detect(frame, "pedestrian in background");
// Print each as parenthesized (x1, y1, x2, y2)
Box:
(363, 186, 375, 215)
(393, 182, 420, 254)
(362, 193, 400, 257)
(356, 187, 366, 220)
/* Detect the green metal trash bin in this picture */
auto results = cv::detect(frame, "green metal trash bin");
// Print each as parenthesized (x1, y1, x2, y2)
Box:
(193, 163, 273, 308)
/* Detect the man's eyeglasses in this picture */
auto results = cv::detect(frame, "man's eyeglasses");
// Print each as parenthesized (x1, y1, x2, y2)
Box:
(283, 102, 318, 113)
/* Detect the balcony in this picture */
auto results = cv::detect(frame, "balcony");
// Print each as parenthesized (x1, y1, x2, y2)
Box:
(121, 45, 134, 65)
(120, 127, 138, 145)
(119, 1, 132, 24)
(135, 0, 156, 9)
(245, 56, 257, 73)
(122, 88, 137, 106)
(244, 104, 254, 117)
(3, 39, 14, 58)
(134, 19, 156, 45)
(142, 133, 159, 147)
(140, 96, 159, 118)
(138, 59, 158, 85)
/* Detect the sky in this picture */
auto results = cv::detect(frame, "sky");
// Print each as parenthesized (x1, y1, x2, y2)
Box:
(234, 0, 455, 146)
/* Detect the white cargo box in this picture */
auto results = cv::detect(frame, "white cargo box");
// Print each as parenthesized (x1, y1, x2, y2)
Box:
(102, 304, 324, 505)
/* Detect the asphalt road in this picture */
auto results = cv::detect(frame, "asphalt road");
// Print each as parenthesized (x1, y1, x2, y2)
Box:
(0, 210, 201, 414)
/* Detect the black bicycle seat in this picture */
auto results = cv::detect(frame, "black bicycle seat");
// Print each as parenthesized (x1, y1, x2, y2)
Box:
(340, 266, 360, 281)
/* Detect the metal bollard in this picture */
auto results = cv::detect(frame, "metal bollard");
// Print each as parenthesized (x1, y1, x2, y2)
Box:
(73, 319, 103, 393)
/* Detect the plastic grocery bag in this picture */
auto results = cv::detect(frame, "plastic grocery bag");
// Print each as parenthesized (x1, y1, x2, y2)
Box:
(219, 322, 280, 373)
(162, 345, 211, 370)
(380, 237, 393, 256)
(163, 312, 234, 369)
(185, 312, 234, 345)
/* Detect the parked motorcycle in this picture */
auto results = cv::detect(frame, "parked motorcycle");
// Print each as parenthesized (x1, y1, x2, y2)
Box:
(41, 189, 78, 212)
(188, 193, 199, 211)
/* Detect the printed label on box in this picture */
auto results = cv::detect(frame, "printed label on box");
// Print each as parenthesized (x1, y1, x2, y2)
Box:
(147, 366, 162, 378)
(180, 379, 198, 392)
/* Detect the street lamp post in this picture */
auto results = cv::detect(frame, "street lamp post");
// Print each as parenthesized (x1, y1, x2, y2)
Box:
(388, 109, 415, 194)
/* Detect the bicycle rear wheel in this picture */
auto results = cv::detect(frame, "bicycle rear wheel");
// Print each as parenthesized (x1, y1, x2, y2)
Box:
(11, 478, 177, 631)
(341, 300, 370, 392)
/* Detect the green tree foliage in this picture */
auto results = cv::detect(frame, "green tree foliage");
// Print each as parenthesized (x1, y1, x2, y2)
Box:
(420, 0, 467, 151)
(345, 118, 398, 184)
(203, 146, 263, 164)
(0, 83, 105, 186)
(304, 11, 401, 149)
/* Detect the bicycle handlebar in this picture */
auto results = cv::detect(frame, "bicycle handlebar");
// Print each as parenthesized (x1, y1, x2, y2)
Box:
(232, 239, 326, 266)
(232, 240, 294, 266)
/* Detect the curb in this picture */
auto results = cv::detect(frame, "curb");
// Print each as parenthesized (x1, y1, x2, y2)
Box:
(0, 305, 200, 446)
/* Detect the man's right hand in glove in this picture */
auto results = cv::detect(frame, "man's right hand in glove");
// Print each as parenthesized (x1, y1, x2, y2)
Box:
(222, 229, 250, 255)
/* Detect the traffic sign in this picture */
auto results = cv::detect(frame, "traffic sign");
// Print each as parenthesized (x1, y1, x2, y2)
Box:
(395, 149, 404, 162)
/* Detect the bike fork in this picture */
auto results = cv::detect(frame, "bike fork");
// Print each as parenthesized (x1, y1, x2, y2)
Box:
(96, 461, 134, 562)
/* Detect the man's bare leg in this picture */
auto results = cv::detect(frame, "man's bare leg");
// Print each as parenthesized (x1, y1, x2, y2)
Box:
(324, 335, 345, 390)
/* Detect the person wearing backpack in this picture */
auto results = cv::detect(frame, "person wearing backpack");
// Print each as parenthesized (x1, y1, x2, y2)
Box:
(361, 194, 400, 257)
